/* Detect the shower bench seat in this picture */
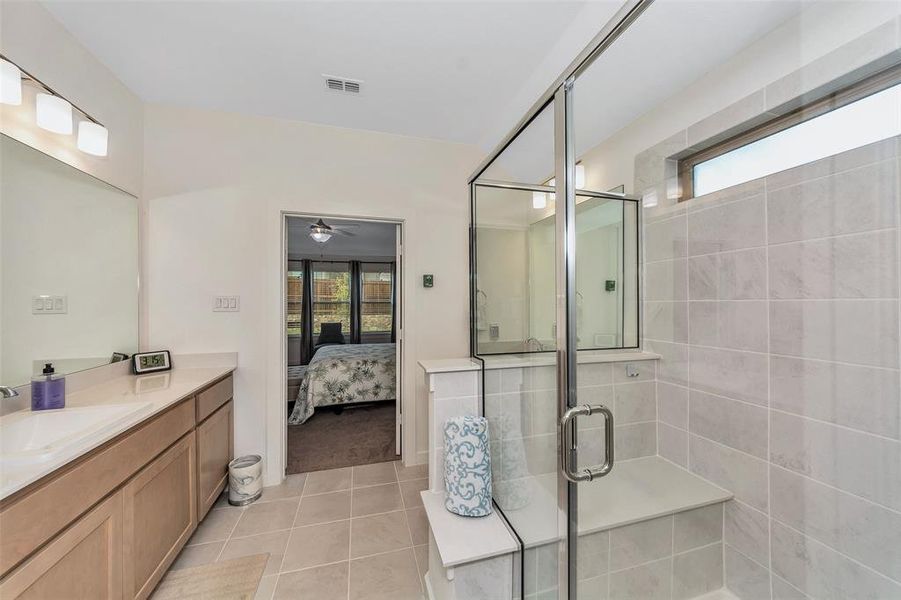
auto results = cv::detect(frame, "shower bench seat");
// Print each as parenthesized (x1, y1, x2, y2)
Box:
(423, 456, 733, 600)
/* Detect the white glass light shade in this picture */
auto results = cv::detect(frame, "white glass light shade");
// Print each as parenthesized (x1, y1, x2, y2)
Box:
(0, 59, 22, 105)
(532, 191, 547, 209)
(36, 93, 72, 134)
(575, 164, 586, 188)
(310, 230, 332, 243)
(77, 121, 108, 156)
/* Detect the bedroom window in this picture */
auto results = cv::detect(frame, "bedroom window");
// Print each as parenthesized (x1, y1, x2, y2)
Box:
(361, 263, 393, 333)
(312, 262, 351, 337)
(286, 262, 303, 336)
(679, 67, 901, 199)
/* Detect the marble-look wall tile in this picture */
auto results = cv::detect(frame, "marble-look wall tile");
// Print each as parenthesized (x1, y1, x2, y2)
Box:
(687, 195, 766, 256)
(614, 381, 656, 424)
(771, 575, 809, 600)
(689, 248, 767, 300)
(724, 500, 770, 568)
(657, 382, 688, 429)
(688, 301, 768, 352)
(673, 543, 724, 600)
(769, 412, 901, 512)
(690, 434, 768, 512)
(580, 363, 615, 387)
(646, 258, 688, 301)
(673, 504, 723, 552)
(658, 423, 688, 467)
(770, 521, 901, 600)
(768, 230, 899, 299)
(769, 299, 899, 368)
(609, 558, 672, 600)
(578, 531, 610, 581)
(770, 355, 900, 439)
(645, 215, 687, 263)
(577, 575, 609, 600)
(690, 390, 768, 458)
(644, 301, 689, 343)
(766, 159, 899, 244)
(645, 340, 689, 387)
(770, 466, 901, 582)
(615, 421, 657, 460)
(609, 515, 673, 571)
(726, 545, 772, 600)
(689, 346, 768, 406)
(485, 392, 532, 440)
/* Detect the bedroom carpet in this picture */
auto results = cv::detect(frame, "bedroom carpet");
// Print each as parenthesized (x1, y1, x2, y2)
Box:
(287, 401, 398, 473)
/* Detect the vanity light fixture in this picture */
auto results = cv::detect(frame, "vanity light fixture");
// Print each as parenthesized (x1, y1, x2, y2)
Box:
(36, 93, 73, 134)
(532, 192, 547, 209)
(0, 59, 22, 105)
(77, 121, 109, 156)
(534, 164, 586, 209)
(1, 54, 109, 156)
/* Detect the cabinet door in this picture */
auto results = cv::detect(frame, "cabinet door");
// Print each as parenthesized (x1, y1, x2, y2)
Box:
(0, 491, 123, 599)
(122, 433, 196, 600)
(196, 400, 233, 519)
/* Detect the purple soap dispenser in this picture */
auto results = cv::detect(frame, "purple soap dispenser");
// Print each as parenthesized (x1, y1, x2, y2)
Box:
(31, 363, 66, 411)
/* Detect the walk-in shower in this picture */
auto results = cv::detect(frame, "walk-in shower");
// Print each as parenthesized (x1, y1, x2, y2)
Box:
(469, 0, 901, 598)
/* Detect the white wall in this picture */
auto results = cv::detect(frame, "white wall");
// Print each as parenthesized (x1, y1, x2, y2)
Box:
(143, 103, 481, 483)
(0, 137, 139, 386)
(0, 1, 143, 197)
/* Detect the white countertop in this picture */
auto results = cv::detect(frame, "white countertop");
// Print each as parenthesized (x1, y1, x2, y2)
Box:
(419, 351, 660, 374)
(0, 361, 235, 500)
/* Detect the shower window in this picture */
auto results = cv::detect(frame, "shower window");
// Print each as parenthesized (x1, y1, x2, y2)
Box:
(680, 67, 901, 199)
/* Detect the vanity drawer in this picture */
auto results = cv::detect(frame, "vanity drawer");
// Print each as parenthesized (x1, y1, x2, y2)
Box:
(0, 398, 195, 578)
(195, 375, 233, 423)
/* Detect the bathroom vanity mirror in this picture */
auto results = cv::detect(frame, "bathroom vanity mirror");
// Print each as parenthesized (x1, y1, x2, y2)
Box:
(0, 134, 139, 388)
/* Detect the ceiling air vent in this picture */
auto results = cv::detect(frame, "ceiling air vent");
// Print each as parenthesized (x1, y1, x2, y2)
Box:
(323, 75, 363, 95)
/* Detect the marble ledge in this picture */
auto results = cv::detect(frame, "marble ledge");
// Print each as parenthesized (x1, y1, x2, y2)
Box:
(419, 351, 660, 375)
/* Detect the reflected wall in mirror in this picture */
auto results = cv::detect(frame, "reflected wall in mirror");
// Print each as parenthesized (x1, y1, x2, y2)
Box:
(0, 134, 139, 388)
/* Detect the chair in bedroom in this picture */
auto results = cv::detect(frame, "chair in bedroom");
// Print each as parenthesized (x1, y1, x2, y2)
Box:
(314, 322, 346, 351)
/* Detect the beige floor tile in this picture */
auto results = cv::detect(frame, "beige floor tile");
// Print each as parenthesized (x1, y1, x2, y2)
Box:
(213, 492, 231, 509)
(274, 562, 348, 600)
(261, 474, 307, 501)
(399, 478, 428, 509)
(219, 530, 290, 576)
(413, 544, 428, 591)
(232, 499, 299, 538)
(304, 467, 352, 495)
(405, 508, 428, 546)
(350, 511, 411, 558)
(394, 461, 428, 482)
(295, 490, 352, 526)
(349, 548, 422, 600)
(170, 541, 223, 571)
(352, 483, 403, 517)
(254, 574, 278, 600)
(353, 461, 397, 487)
(282, 520, 350, 571)
(189, 507, 243, 544)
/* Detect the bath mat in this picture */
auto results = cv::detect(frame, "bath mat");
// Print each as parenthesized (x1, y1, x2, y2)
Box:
(151, 554, 268, 599)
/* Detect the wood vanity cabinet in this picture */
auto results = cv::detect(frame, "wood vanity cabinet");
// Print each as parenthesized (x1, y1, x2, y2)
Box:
(0, 373, 235, 600)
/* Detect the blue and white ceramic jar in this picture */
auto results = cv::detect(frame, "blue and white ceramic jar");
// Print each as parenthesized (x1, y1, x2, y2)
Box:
(444, 415, 493, 517)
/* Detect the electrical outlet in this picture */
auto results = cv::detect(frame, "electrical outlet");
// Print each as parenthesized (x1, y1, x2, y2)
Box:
(32, 295, 67, 314)
(213, 295, 240, 312)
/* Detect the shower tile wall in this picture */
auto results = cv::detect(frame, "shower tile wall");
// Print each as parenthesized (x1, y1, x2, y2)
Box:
(639, 131, 901, 599)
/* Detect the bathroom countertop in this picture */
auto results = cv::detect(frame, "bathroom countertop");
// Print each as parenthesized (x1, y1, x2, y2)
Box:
(0, 360, 236, 500)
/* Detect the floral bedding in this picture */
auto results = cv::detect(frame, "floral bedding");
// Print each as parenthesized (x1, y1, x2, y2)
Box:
(287, 343, 396, 425)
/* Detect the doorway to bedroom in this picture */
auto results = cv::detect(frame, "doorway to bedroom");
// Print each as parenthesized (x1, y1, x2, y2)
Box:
(283, 214, 402, 475)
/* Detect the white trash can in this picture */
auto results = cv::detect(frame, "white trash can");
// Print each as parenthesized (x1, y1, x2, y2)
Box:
(228, 455, 263, 506)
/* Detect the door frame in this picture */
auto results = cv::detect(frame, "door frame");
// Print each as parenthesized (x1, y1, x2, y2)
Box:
(278, 211, 405, 476)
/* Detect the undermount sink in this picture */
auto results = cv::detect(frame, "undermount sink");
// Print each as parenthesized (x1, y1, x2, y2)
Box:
(0, 402, 153, 467)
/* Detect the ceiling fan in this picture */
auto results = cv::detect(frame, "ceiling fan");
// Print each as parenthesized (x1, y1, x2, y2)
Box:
(307, 218, 358, 243)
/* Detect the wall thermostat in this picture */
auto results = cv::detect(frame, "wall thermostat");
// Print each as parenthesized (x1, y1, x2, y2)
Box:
(423, 274, 434, 288)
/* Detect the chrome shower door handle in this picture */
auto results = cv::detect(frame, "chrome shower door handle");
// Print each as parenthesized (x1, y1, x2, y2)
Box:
(559, 404, 614, 483)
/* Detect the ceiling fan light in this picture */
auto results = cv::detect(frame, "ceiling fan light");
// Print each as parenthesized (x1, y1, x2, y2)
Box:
(0, 59, 22, 105)
(311, 230, 332, 243)
(36, 93, 72, 134)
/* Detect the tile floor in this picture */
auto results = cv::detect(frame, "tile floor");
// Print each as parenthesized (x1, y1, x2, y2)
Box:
(169, 460, 430, 600)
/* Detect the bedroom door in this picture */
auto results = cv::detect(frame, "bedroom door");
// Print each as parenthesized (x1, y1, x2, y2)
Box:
(395, 223, 403, 456)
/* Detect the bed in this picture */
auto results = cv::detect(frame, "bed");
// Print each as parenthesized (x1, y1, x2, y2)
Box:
(288, 343, 396, 425)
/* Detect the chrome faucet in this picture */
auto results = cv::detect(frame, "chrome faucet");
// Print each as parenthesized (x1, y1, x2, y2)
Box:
(0, 385, 20, 398)
(525, 337, 545, 352)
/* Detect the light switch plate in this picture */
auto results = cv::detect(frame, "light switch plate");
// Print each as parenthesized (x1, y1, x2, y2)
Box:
(32, 295, 67, 314)
(213, 295, 240, 312)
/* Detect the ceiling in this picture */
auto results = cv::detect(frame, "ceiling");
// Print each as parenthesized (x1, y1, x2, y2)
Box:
(41, 0, 597, 145)
(287, 216, 396, 259)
